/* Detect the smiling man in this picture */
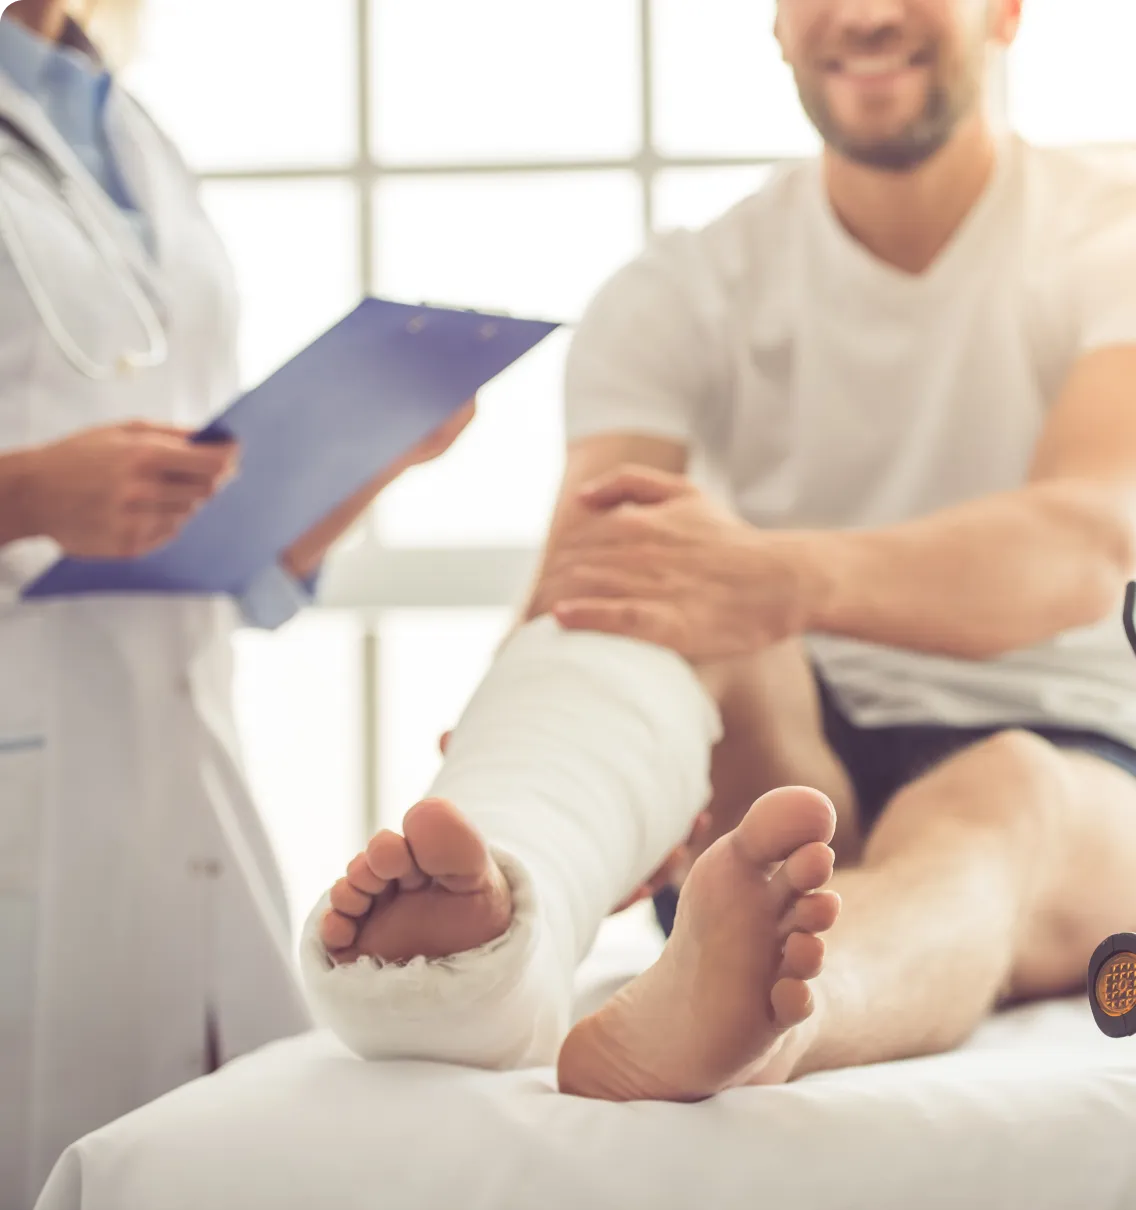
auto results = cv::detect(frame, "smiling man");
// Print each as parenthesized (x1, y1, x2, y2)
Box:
(301, 0, 1136, 1101)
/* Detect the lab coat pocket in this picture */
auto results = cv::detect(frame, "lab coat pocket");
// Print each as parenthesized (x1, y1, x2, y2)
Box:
(0, 741, 46, 895)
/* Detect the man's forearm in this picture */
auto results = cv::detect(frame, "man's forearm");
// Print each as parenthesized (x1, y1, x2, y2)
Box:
(0, 450, 38, 547)
(794, 479, 1136, 659)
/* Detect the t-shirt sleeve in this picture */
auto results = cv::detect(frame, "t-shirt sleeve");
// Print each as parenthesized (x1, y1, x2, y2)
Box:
(564, 229, 724, 446)
(1067, 201, 1136, 356)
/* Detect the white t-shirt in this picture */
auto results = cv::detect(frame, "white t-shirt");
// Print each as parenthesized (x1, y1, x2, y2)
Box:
(564, 136, 1136, 747)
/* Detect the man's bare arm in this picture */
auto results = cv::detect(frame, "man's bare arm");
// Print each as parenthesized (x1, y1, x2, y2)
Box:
(803, 346, 1136, 658)
(543, 348, 1136, 664)
(518, 431, 687, 621)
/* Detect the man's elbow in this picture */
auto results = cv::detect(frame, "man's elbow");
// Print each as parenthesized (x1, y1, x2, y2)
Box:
(1079, 535, 1136, 630)
(961, 533, 1133, 664)
(1073, 495, 1136, 628)
(1034, 481, 1136, 633)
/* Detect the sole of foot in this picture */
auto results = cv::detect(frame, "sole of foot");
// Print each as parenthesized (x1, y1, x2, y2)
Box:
(319, 797, 513, 965)
(557, 785, 841, 1101)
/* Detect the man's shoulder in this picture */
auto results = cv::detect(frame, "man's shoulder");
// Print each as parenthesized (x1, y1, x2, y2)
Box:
(683, 159, 811, 240)
(1018, 139, 1136, 249)
(644, 161, 813, 291)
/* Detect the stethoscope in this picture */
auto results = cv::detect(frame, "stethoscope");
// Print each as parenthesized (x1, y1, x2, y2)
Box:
(0, 121, 168, 380)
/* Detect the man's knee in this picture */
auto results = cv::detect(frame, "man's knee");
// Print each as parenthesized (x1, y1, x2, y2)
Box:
(870, 728, 1075, 862)
(958, 728, 1076, 796)
(961, 728, 1076, 832)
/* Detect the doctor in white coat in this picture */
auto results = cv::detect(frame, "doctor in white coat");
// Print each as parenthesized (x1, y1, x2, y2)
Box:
(0, 1, 474, 1203)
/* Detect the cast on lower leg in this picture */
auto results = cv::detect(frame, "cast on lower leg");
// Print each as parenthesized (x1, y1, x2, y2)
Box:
(300, 616, 721, 1069)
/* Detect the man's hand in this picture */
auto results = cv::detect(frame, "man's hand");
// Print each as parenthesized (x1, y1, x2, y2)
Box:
(17, 421, 238, 559)
(532, 465, 819, 662)
(282, 400, 477, 581)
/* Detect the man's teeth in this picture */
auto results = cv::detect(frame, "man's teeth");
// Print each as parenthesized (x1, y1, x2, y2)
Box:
(841, 55, 912, 77)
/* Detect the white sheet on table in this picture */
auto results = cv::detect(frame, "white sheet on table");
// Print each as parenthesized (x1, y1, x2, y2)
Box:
(35, 906, 1136, 1210)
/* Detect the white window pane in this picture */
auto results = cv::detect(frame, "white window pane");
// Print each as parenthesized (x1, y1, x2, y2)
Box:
(378, 609, 511, 823)
(125, 0, 357, 171)
(653, 165, 774, 232)
(371, 0, 640, 163)
(372, 173, 636, 547)
(373, 172, 644, 320)
(1008, 1, 1136, 146)
(200, 180, 361, 387)
(652, 0, 819, 158)
(233, 613, 364, 939)
(376, 328, 567, 547)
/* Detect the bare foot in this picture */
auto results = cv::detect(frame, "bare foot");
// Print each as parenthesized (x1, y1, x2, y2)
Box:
(557, 786, 841, 1101)
(319, 798, 513, 965)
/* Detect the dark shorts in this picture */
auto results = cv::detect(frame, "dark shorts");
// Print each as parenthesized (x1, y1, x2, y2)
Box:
(653, 671, 1136, 938)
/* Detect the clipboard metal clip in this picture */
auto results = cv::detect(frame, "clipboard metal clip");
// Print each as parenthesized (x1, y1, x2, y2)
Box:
(405, 313, 499, 341)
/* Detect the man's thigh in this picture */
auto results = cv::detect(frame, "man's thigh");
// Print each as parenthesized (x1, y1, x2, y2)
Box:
(1009, 745, 1136, 1000)
(698, 641, 862, 863)
(860, 726, 1136, 1002)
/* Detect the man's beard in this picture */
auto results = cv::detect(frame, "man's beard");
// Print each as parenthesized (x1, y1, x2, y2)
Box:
(792, 51, 984, 173)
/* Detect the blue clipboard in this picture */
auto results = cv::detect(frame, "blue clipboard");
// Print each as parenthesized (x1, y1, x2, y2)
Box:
(23, 297, 559, 599)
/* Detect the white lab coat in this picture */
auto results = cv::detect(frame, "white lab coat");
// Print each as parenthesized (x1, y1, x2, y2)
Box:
(0, 73, 312, 1207)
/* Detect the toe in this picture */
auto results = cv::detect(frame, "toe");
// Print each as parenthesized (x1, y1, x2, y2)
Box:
(397, 855, 430, 892)
(365, 830, 415, 882)
(779, 889, 842, 939)
(730, 787, 837, 871)
(329, 877, 374, 918)
(769, 841, 835, 911)
(345, 852, 386, 895)
(770, 977, 814, 1029)
(780, 931, 826, 981)
(319, 907, 359, 953)
(403, 798, 494, 892)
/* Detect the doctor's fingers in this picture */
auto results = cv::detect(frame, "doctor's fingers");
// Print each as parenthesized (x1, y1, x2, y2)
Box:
(404, 399, 477, 465)
(122, 419, 197, 438)
(109, 515, 189, 559)
(121, 484, 211, 515)
(139, 436, 240, 485)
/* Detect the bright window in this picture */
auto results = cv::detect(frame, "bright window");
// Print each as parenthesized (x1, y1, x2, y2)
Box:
(1007, 0, 1136, 147)
(371, 171, 641, 547)
(198, 180, 361, 387)
(230, 614, 364, 936)
(653, 165, 775, 231)
(127, 0, 358, 170)
(124, 2, 1132, 937)
(378, 610, 512, 812)
(651, 0, 819, 159)
(371, 0, 641, 165)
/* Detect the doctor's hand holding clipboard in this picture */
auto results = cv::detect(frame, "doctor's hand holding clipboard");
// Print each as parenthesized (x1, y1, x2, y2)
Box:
(0, 403, 473, 570)
(0, 421, 240, 558)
